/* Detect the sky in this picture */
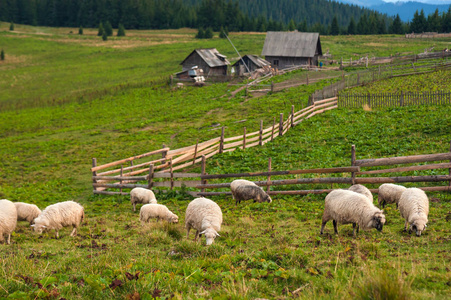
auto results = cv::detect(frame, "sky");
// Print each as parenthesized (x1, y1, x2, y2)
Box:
(382, 0, 451, 3)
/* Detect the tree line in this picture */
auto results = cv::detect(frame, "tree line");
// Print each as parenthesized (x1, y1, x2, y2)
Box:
(0, 0, 450, 35)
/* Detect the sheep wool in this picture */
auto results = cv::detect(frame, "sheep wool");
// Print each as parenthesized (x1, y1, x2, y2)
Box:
(185, 197, 222, 245)
(398, 188, 429, 237)
(320, 189, 385, 237)
(139, 204, 178, 224)
(14, 202, 41, 224)
(32, 201, 84, 239)
(130, 187, 157, 212)
(230, 179, 272, 205)
(378, 183, 407, 208)
(348, 184, 373, 203)
(0, 199, 18, 244)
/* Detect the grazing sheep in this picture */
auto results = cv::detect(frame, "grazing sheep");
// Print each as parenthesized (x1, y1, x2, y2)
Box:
(14, 202, 41, 225)
(398, 188, 429, 237)
(32, 201, 84, 239)
(139, 204, 179, 224)
(378, 183, 407, 208)
(185, 197, 222, 245)
(348, 184, 374, 203)
(320, 189, 386, 237)
(230, 179, 272, 205)
(130, 187, 157, 212)
(0, 199, 18, 244)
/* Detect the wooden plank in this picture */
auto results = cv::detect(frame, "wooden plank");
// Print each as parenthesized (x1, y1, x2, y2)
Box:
(93, 183, 148, 189)
(314, 97, 338, 105)
(97, 158, 166, 176)
(357, 162, 451, 175)
(355, 175, 451, 184)
(152, 181, 199, 188)
(153, 172, 202, 178)
(93, 175, 148, 181)
(92, 148, 170, 172)
(93, 190, 131, 196)
(355, 152, 451, 167)
(167, 137, 220, 157)
(223, 135, 243, 143)
(223, 139, 245, 150)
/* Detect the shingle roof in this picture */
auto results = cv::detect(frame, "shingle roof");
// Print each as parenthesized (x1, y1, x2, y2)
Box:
(261, 31, 322, 58)
(232, 55, 270, 68)
(180, 48, 230, 67)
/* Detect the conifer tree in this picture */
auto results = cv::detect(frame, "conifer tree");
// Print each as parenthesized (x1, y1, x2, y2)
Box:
(196, 28, 205, 39)
(1, 49, 5, 61)
(330, 16, 339, 35)
(219, 26, 228, 38)
(98, 22, 104, 36)
(204, 27, 214, 38)
(288, 19, 296, 31)
(389, 14, 403, 34)
(347, 17, 356, 35)
(102, 31, 108, 41)
(79, 26, 83, 35)
(117, 24, 126, 36)
(9, 22, 14, 31)
(104, 21, 113, 36)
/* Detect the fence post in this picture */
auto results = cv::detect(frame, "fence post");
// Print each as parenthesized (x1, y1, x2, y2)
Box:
(267, 157, 272, 193)
(92, 158, 97, 192)
(400, 91, 404, 106)
(291, 105, 295, 128)
(367, 93, 371, 107)
(351, 145, 356, 185)
(170, 158, 174, 190)
(193, 139, 199, 165)
(161, 144, 167, 170)
(449, 140, 451, 190)
(243, 127, 246, 149)
(271, 81, 274, 93)
(201, 155, 206, 193)
(148, 164, 154, 189)
(271, 117, 275, 142)
(279, 113, 284, 136)
(306, 73, 309, 85)
(120, 165, 123, 194)
(219, 126, 225, 153)
(357, 73, 360, 85)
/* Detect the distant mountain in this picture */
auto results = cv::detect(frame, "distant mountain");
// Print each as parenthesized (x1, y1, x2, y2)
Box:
(337, 0, 451, 21)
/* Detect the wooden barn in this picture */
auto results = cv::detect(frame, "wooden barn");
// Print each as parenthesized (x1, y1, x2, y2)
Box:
(232, 55, 271, 76)
(179, 48, 230, 78)
(261, 31, 322, 69)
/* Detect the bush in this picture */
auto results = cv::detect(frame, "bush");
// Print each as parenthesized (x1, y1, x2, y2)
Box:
(204, 27, 214, 39)
(97, 22, 104, 36)
(195, 28, 205, 39)
(78, 26, 83, 35)
(102, 31, 108, 41)
(219, 26, 229, 39)
(117, 24, 126, 37)
(9, 22, 14, 31)
(1, 49, 4, 61)
(104, 21, 113, 36)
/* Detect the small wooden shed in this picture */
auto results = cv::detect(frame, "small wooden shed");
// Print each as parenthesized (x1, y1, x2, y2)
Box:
(232, 55, 271, 76)
(179, 48, 230, 78)
(261, 31, 322, 69)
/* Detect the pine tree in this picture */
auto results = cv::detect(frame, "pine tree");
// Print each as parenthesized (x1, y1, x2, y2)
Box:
(98, 23, 104, 36)
(102, 31, 108, 41)
(9, 22, 14, 31)
(104, 21, 113, 36)
(204, 27, 214, 38)
(117, 24, 126, 37)
(297, 19, 308, 32)
(79, 26, 83, 35)
(288, 19, 296, 31)
(196, 28, 205, 39)
(330, 16, 339, 35)
(219, 26, 228, 38)
(347, 17, 356, 35)
(1, 49, 5, 61)
(390, 14, 403, 34)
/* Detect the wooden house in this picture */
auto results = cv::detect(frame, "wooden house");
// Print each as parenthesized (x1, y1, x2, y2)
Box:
(232, 55, 271, 76)
(179, 48, 230, 78)
(261, 31, 322, 69)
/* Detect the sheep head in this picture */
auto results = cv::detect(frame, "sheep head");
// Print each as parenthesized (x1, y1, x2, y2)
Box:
(411, 217, 428, 236)
(168, 213, 179, 224)
(370, 210, 386, 232)
(31, 223, 47, 234)
(200, 228, 220, 245)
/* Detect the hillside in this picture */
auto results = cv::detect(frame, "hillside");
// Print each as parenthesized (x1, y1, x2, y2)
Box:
(0, 27, 451, 299)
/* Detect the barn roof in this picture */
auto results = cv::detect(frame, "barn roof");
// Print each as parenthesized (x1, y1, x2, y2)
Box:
(261, 31, 322, 58)
(180, 48, 230, 67)
(233, 55, 270, 68)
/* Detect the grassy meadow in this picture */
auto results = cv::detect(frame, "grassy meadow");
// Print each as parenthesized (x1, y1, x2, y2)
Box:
(1, 23, 451, 299)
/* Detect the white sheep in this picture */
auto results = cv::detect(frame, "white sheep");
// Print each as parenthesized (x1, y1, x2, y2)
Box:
(130, 187, 157, 212)
(32, 201, 84, 239)
(348, 184, 373, 203)
(230, 179, 272, 205)
(378, 183, 407, 208)
(398, 188, 429, 237)
(14, 202, 41, 225)
(0, 199, 18, 244)
(185, 197, 222, 245)
(320, 189, 386, 237)
(139, 204, 179, 224)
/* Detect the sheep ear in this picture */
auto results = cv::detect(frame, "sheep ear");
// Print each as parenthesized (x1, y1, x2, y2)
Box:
(216, 232, 220, 237)
(200, 230, 206, 235)
(30, 224, 35, 227)
(424, 224, 428, 228)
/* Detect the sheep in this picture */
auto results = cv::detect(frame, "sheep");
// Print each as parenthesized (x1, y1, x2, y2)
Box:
(130, 187, 157, 212)
(185, 197, 222, 245)
(348, 184, 373, 203)
(0, 199, 18, 244)
(14, 202, 41, 225)
(32, 201, 84, 239)
(398, 188, 429, 237)
(378, 183, 407, 208)
(139, 204, 179, 224)
(320, 189, 386, 237)
(230, 179, 272, 205)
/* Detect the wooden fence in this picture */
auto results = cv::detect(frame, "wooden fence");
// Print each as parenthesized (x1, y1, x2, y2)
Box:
(339, 91, 451, 108)
(405, 33, 451, 39)
(91, 97, 338, 195)
(92, 143, 451, 197)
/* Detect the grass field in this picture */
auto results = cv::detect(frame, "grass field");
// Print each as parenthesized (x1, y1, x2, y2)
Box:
(0, 24, 451, 299)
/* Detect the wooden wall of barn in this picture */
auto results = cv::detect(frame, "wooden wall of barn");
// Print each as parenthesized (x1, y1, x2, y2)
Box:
(266, 56, 318, 69)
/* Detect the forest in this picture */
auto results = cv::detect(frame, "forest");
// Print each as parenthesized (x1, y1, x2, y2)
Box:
(0, 0, 450, 35)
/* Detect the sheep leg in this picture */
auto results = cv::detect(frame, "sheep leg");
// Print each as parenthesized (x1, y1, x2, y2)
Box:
(133, 203, 136, 212)
(186, 227, 191, 239)
(320, 220, 328, 234)
(352, 223, 359, 237)
(194, 230, 200, 242)
(404, 220, 408, 232)
(55, 230, 59, 239)
(7, 234, 11, 245)
(333, 220, 338, 234)
(70, 226, 77, 237)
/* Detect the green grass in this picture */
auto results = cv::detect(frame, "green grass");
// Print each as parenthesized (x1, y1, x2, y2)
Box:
(1, 24, 451, 299)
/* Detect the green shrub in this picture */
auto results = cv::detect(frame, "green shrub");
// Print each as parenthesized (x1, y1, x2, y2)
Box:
(104, 21, 113, 36)
(102, 31, 107, 41)
(195, 28, 205, 39)
(1, 49, 4, 61)
(78, 26, 83, 35)
(97, 22, 104, 36)
(355, 270, 411, 300)
(9, 22, 14, 31)
(117, 23, 126, 36)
